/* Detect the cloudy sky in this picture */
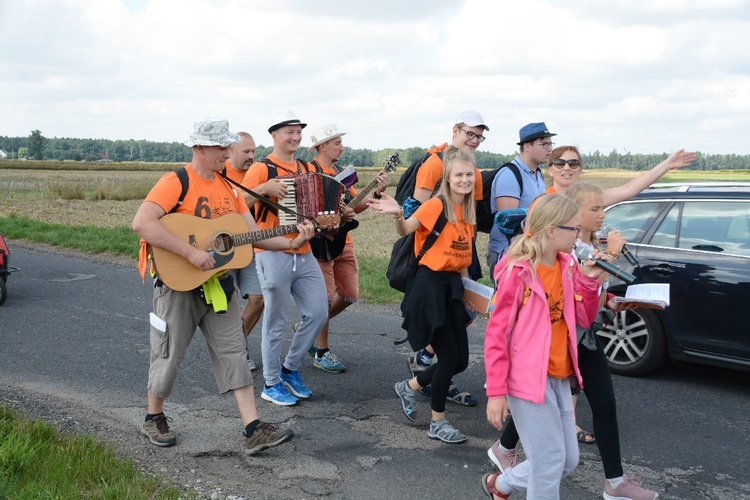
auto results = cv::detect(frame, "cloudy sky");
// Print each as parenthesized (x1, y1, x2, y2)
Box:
(1, 0, 748, 155)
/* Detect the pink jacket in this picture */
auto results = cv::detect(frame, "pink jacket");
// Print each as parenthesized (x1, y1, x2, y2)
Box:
(484, 252, 600, 404)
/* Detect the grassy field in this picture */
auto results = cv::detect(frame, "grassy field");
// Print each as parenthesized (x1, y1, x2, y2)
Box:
(2, 162, 749, 302)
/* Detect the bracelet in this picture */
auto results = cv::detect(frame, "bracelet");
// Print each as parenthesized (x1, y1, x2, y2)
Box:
(392, 208, 404, 220)
(372, 191, 383, 199)
(603, 249, 620, 259)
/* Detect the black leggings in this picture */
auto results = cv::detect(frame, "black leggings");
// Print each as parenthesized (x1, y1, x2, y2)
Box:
(498, 341, 623, 479)
(415, 302, 469, 414)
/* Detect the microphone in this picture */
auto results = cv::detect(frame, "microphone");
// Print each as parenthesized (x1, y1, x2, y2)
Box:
(598, 224, 639, 266)
(574, 244, 636, 284)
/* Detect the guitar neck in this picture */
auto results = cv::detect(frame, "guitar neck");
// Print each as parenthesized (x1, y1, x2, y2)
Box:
(346, 169, 385, 209)
(233, 224, 298, 246)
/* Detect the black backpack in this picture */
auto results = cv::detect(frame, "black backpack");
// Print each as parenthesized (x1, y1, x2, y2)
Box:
(475, 162, 526, 233)
(394, 149, 445, 204)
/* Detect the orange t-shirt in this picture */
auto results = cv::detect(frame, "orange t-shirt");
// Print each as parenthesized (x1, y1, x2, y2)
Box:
(538, 260, 573, 378)
(223, 161, 248, 184)
(312, 157, 357, 245)
(415, 144, 483, 201)
(413, 198, 473, 272)
(241, 155, 313, 254)
(145, 165, 249, 218)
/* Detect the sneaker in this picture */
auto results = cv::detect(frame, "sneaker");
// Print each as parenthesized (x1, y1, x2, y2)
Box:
(394, 379, 417, 422)
(247, 357, 257, 371)
(141, 414, 176, 447)
(280, 369, 312, 399)
(487, 440, 518, 472)
(261, 381, 299, 406)
(307, 343, 318, 358)
(603, 473, 659, 500)
(314, 351, 346, 373)
(427, 419, 468, 444)
(244, 422, 294, 456)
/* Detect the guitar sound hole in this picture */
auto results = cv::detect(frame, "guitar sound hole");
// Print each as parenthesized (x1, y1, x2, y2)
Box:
(212, 233, 234, 253)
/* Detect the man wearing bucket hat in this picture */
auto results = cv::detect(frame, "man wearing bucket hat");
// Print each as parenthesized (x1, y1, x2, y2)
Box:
(306, 124, 389, 373)
(224, 132, 264, 371)
(240, 110, 329, 406)
(486, 122, 557, 280)
(405, 110, 490, 409)
(133, 117, 315, 454)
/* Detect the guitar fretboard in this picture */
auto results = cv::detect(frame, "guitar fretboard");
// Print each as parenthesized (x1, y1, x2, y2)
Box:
(233, 224, 298, 246)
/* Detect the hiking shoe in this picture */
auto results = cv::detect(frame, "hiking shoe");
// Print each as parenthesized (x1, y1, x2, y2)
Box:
(244, 422, 294, 456)
(261, 382, 299, 406)
(487, 440, 518, 472)
(394, 379, 417, 422)
(307, 343, 318, 358)
(447, 384, 477, 406)
(314, 351, 346, 373)
(280, 369, 312, 399)
(141, 414, 176, 447)
(603, 473, 659, 500)
(428, 419, 468, 444)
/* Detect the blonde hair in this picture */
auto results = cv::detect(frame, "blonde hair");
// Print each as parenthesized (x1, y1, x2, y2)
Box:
(566, 182, 603, 248)
(438, 145, 476, 225)
(502, 194, 580, 278)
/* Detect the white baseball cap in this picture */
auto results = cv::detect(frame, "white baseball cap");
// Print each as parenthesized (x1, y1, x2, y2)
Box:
(455, 110, 489, 131)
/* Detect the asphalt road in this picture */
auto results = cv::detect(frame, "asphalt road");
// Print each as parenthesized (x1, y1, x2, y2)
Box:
(1, 245, 749, 499)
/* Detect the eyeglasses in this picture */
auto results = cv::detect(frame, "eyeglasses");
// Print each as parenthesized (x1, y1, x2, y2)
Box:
(551, 158, 581, 169)
(537, 141, 555, 149)
(557, 224, 582, 236)
(460, 128, 486, 143)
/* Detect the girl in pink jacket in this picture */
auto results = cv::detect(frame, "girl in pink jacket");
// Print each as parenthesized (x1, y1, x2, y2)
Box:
(482, 194, 604, 499)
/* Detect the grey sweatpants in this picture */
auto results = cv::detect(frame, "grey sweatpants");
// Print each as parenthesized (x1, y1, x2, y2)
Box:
(255, 251, 328, 387)
(497, 376, 579, 499)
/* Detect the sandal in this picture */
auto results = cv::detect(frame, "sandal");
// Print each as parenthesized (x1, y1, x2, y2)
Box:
(447, 384, 477, 407)
(577, 428, 596, 444)
(427, 419, 468, 444)
(481, 472, 511, 499)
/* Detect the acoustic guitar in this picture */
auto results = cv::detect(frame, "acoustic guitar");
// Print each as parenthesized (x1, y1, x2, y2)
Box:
(151, 212, 337, 291)
(310, 153, 400, 261)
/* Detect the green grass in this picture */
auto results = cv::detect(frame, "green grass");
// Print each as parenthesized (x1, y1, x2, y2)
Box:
(0, 214, 138, 258)
(0, 406, 183, 499)
(357, 255, 404, 304)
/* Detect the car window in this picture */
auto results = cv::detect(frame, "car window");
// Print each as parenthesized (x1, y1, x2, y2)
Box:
(661, 201, 750, 256)
(603, 202, 667, 243)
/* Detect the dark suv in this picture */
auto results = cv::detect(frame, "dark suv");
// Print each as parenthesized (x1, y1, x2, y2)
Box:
(598, 182, 750, 376)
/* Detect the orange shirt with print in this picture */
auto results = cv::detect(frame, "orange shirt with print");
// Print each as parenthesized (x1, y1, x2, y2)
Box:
(413, 197, 473, 272)
(538, 260, 573, 378)
(241, 155, 313, 254)
(312, 157, 357, 246)
(415, 143, 483, 201)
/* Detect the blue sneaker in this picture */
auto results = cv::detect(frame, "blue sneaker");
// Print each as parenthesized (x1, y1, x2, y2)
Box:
(280, 369, 312, 399)
(261, 382, 298, 406)
(314, 351, 346, 373)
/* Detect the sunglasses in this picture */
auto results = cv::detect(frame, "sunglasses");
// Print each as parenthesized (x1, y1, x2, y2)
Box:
(551, 158, 582, 169)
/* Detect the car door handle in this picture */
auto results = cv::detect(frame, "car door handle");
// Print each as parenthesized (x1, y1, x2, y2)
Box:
(650, 265, 674, 277)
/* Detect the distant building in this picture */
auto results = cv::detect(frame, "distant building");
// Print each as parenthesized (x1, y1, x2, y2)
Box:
(0, 150, 7, 159)
(98, 153, 112, 162)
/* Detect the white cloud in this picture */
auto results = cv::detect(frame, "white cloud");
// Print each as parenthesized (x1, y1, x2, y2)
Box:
(0, 0, 748, 154)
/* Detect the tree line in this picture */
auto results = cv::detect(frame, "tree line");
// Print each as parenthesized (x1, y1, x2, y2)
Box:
(1, 132, 749, 171)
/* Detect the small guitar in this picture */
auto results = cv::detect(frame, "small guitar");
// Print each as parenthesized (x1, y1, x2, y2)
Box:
(151, 212, 337, 291)
(310, 153, 400, 261)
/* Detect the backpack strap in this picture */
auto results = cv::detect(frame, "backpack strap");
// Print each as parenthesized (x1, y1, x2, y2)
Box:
(170, 166, 189, 214)
(415, 197, 449, 264)
(500, 162, 525, 197)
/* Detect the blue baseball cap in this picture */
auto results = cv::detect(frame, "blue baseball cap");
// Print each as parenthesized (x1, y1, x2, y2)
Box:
(517, 122, 556, 145)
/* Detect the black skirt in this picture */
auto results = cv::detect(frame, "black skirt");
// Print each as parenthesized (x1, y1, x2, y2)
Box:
(401, 266, 465, 352)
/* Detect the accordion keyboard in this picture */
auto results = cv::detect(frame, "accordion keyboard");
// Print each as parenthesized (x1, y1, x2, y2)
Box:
(278, 177, 297, 226)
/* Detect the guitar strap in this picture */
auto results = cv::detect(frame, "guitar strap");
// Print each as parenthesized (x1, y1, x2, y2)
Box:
(219, 171, 306, 223)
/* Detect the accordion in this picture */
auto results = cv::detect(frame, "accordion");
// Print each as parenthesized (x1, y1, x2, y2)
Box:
(278, 173, 345, 234)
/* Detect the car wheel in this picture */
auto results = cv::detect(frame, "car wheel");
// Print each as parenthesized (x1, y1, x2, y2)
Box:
(0, 278, 6, 306)
(596, 307, 667, 376)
